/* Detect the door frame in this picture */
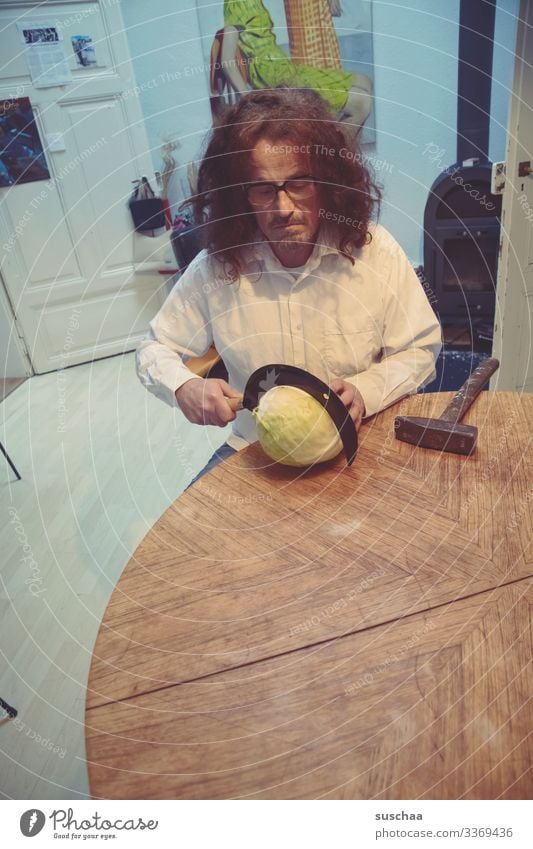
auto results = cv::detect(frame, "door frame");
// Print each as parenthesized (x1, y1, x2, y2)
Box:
(0, 271, 33, 377)
(492, 0, 533, 390)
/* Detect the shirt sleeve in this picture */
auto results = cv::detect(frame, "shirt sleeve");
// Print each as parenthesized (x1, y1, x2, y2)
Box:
(348, 235, 442, 418)
(135, 254, 213, 408)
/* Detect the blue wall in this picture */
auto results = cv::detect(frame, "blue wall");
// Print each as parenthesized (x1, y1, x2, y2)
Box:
(119, 2, 212, 202)
(121, 0, 519, 265)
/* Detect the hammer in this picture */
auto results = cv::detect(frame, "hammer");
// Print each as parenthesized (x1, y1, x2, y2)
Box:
(394, 357, 500, 454)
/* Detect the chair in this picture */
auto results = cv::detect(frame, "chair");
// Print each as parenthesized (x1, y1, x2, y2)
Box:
(1, 440, 21, 481)
(0, 696, 17, 719)
(170, 227, 223, 379)
(170, 225, 205, 272)
(187, 345, 223, 378)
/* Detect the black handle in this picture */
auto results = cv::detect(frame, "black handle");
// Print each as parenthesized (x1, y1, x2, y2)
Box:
(440, 357, 500, 423)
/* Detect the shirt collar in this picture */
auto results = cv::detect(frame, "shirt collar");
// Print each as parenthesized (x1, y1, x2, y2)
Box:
(241, 226, 340, 273)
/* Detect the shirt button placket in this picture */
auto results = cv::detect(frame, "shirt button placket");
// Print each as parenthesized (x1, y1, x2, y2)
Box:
(289, 281, 305, 368)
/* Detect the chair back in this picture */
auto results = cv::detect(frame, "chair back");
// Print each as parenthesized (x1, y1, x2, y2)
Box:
(171, 226, 205, 272)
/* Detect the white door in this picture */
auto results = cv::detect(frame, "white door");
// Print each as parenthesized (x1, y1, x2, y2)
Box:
(0, 0, 166, 373)
(493, 0, 533, 390)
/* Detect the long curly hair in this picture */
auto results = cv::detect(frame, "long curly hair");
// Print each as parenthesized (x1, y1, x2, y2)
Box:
(185, 88, 381, 275)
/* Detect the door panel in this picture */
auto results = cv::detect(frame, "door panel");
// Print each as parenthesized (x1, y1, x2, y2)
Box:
(3, 181, 82, 284)
(33, 282, 162, 366)
(61, 97, 141, 270)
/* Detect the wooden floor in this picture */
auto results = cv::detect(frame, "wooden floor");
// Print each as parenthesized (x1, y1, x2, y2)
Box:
(0, 377, 27, 404)
(0, 353, 230, 799)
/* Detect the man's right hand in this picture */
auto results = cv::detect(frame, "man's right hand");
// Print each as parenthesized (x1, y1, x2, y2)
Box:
(175, 378, 242, 427)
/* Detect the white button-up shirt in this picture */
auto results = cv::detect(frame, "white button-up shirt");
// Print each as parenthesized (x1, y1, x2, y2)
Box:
(136, 224, 442, 449)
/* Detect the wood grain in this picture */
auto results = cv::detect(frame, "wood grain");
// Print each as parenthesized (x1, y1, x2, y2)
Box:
(86, 579, 533, 799)
(86, 393, 532, 708)
(0, 377, 26, 403)
(85, 392, 533, 799)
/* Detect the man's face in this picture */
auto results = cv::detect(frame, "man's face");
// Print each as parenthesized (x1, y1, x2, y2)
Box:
(245, 138, 321, 262)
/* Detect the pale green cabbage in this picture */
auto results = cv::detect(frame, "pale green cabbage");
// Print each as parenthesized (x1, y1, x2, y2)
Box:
(253, 385, 343, 467)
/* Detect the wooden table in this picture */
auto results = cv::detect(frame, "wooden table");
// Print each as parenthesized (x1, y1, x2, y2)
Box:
(85, 392, 532, 799)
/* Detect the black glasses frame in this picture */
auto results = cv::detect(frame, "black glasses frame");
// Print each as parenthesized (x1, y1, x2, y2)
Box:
(243, 175, 316, 206)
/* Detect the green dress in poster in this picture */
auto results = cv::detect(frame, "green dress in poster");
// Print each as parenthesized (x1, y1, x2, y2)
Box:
(224, 0, 353, 114)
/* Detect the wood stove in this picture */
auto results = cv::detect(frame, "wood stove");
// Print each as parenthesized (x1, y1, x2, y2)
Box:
(423, 0, 501, 330)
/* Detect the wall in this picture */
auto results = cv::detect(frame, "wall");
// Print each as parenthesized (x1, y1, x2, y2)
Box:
(119, 0, 212, 203)
(370, 0, 518, 263)
(490, 0, 520, 162)
(120, 0, 519, 265)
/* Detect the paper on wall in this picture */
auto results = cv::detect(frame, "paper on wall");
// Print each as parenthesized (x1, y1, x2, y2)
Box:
(17, 22, 72, 88)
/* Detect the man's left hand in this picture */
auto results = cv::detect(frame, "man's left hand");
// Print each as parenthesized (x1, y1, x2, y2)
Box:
(330, 378, 365, 431)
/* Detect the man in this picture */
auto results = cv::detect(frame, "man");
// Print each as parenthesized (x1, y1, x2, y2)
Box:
(136, 88, 441, 475)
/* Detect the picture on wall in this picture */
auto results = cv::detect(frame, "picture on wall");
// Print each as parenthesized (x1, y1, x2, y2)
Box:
(196, 0, 375, 144)
(0, 97, 50, 187)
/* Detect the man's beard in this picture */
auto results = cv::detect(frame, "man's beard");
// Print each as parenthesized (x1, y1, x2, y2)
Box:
(272, 218, 310, 250)
(277, 230, 309, 250)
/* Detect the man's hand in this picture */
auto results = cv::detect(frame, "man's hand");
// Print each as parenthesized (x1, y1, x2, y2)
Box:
(330, 378, 365, 431)
(175, 378, 242, 427)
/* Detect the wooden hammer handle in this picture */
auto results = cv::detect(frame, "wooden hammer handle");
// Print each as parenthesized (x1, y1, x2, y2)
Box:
(227, 396, 244, 412)
(440, 357, 499, 423)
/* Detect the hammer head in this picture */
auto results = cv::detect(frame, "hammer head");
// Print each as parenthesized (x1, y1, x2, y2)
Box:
(394, 415, 478, 454)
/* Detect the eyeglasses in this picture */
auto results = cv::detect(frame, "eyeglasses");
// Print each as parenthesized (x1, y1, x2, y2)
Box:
(243, 176, 316, 207)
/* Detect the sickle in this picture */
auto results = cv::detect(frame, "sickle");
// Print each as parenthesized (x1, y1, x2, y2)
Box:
(239, 363, 358, 465)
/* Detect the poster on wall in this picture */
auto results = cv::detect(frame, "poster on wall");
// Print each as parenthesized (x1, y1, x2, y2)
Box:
(0, 97, 50, 187)
(17, 21, 72, 88)
(195, 0, 375, 144)
(71, 35, 97, 67)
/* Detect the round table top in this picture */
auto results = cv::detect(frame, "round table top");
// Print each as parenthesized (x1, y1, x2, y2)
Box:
(85, 392, 533, 799)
